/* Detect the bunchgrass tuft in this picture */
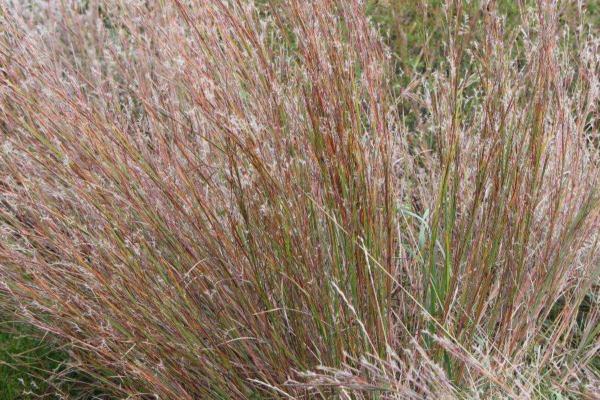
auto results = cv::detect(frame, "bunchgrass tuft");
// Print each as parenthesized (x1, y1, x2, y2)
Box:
(0, 0, 598, 398)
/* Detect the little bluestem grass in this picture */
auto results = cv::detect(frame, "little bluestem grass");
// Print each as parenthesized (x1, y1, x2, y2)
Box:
(0, 1, 598, 398)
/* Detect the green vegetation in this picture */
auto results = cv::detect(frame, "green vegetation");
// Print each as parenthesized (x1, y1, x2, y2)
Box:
(0, 321, 67, 399)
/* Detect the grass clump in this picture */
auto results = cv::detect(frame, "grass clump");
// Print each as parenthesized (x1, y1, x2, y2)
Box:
(0, 0, 599, 398)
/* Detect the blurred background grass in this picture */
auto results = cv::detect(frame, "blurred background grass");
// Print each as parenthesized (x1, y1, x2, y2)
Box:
(0, 321, 68, 398)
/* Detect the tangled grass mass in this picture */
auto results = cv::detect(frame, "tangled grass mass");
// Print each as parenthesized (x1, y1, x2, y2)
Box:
(0, 0, 599, 398)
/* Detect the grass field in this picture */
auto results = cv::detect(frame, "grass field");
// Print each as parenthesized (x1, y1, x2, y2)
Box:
(0, 0, 599, 399)
(0, 321, 66, 399)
